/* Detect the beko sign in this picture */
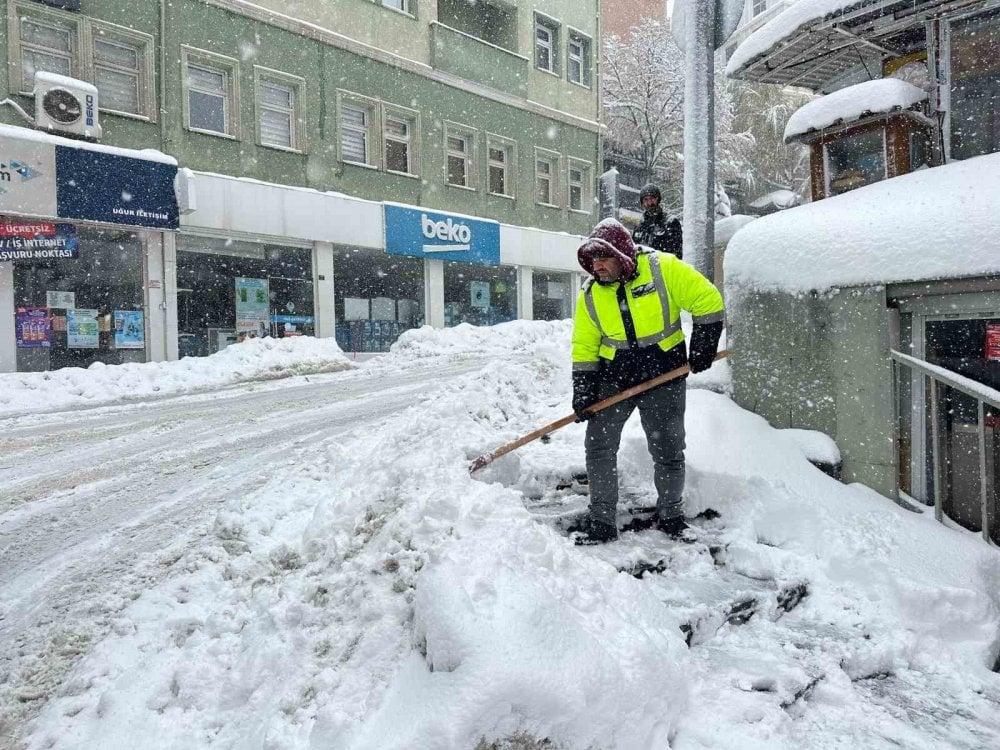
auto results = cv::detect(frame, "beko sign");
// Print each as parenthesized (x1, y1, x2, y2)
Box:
(384, 203, 500, 266)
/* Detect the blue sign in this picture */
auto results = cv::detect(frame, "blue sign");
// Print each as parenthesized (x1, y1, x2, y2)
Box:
(55, 146, 179, 229)
(271, 314, 314, 324)
(384, 204, 500, 266)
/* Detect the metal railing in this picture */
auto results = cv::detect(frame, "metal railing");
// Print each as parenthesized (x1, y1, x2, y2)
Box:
(891, 349, 1000, 543)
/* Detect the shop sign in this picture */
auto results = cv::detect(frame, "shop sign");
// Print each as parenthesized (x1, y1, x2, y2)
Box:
(0, 137, 58, 219)
(56, 147, 179, 229)
(235, 277, 269, 338)
(0, 221, 77, 262)
(67, 308, 99, 348)
(46, 290, 76, 309)
(114, 310, 145, 350)
(384, 203, 500, 266)
(15, 307, 51, 348)
(987, 323, 1000, 362)
(271, 314, 314, 324)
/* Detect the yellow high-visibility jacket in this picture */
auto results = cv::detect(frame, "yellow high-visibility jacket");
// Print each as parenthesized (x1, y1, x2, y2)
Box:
(572, 250, 724, 372)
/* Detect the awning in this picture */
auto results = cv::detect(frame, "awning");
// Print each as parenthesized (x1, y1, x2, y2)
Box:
(726, 0, 969, 91)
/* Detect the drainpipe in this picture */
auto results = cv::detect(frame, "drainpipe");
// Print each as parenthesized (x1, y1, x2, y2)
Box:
(159, 0, 168, 153)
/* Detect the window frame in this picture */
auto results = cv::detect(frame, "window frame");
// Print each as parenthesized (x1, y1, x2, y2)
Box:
(89, 20, 156, 121)
(337, 90, 380, 169)
(567, 157, 592, 213)
(752, 0, 768, 17)
(486, 134, 516, 199)
(534, 13, 560, 75)
(382, 102, 420, 178)
(566, 28, 592, 88)
(380, 0, 414, 15)
(941, 7, 1000, 162)
(444, 121, 478, 191)
(254, 66, 306, 153)
(181, 46, 241, 140)
(534, 146, 561, 208)
(8, 2, 81, 96)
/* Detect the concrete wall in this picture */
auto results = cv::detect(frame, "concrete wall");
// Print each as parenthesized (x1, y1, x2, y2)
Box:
(728, 283, 897, 496)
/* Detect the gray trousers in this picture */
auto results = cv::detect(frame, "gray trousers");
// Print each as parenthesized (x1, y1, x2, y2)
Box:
(584, 378, 686, 527)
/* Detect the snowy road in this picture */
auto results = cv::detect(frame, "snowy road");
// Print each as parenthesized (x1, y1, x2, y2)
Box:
(0, 360, 479, 748)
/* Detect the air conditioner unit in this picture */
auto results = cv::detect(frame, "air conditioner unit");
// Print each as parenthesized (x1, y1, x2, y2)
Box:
(33, 71, 102, 141)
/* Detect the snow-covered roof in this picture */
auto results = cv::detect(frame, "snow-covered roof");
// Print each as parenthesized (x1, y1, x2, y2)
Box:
(724, 152, 1000, 293)
(714, 214, 756, 245)
(0, 123, 177, 165)
(747, 189, 800, 210)
(784, 79, 928, 142)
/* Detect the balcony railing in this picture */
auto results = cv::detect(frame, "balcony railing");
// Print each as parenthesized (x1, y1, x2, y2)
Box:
(891, 349, 1000, 544)
(430, 22, 529, 98)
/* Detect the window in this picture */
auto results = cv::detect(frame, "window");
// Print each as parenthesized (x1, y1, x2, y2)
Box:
(339, 94, 377, 166)
(487, 138, 514, 197)
(93, 38, 140, 115)
(90, 23, 154, 119)
(383, 107, 417, 175)
(568, 160, 591, 211)
(18, 15, 75, 92)
(382, 0, 409, 11)
(567, 32, 591, 86)
(182, 48, 239, 137)
(535, 150, 558, 205)
(823, 128, 886, 197)
(948, 9, 1000, 160)
(446, 125, 476, 188)
(753, 0, 768, 17)
(535, 15, 559, 73)
(256, 68, 305, 151)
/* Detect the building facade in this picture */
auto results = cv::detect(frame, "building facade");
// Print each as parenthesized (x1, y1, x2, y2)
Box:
(726, 0, 1000, 542)
(0, 0, 601, 370)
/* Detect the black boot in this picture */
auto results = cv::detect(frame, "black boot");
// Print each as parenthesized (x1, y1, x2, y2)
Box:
(655, 515, 692, 540)
(567, 515, 619, 545)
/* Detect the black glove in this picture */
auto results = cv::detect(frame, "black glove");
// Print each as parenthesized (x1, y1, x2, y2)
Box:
(572, 371, 600, 422)
(688, 321, 724, 374)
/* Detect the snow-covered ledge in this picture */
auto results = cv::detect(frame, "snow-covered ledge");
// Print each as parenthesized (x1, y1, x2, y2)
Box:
(783, 79, 928, 143)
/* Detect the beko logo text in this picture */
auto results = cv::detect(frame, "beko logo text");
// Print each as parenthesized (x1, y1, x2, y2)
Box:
(421, 214, 471, 252)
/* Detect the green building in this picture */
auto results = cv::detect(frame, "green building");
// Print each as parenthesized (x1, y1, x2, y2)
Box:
(0, 0, 601, 370)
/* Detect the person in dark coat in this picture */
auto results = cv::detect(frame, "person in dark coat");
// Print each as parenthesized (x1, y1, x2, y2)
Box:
(632, 183, 683, 259)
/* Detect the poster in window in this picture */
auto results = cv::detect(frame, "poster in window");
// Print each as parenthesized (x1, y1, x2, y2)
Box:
(114, 310, 145, 350)
(46, 290, 76, 309)
(986, 323, 1000, 362)
(67, 308, 99, 348)
(15, 307, 51, 348)
(470, 281, 491, 309)
(234, 277, 270, 339)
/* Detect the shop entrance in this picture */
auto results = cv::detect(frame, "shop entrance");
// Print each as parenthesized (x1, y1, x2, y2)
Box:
(924, 317, 1000, 541)
(532, 271, 574, 321)
(443, 262, 517, 327)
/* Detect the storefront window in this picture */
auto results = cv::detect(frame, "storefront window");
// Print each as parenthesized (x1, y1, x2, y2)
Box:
(13, 226, 144, 372)
(824, 128, 886, 196)
(443, 262, 517, 327)
(334, 249, 423, 353)
(949, 9, 1000, 161)
(532, 271, 574, 320)
(176, 236, 313, 358)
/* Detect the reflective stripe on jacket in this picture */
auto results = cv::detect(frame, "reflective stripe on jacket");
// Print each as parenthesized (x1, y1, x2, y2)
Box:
(571, 251, 724, 371)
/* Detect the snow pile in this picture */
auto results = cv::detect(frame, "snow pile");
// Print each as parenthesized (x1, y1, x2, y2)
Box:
(727, 0, 873, 77)
(724, 152, 1000, 293)
(20, 321, 1000, 750)
(715, 214, 756, 245)
(390, 319, 572, 360)
(778, 427, 841, 466)
(784, 79, 927, 142)
(0, 336, 355, 416)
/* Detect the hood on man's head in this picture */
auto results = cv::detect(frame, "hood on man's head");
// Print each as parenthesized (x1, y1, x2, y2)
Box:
(577, 219, 637, 278)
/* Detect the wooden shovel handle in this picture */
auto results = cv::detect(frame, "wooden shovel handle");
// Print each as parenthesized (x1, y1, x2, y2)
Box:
(469, 349, 730, 473)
